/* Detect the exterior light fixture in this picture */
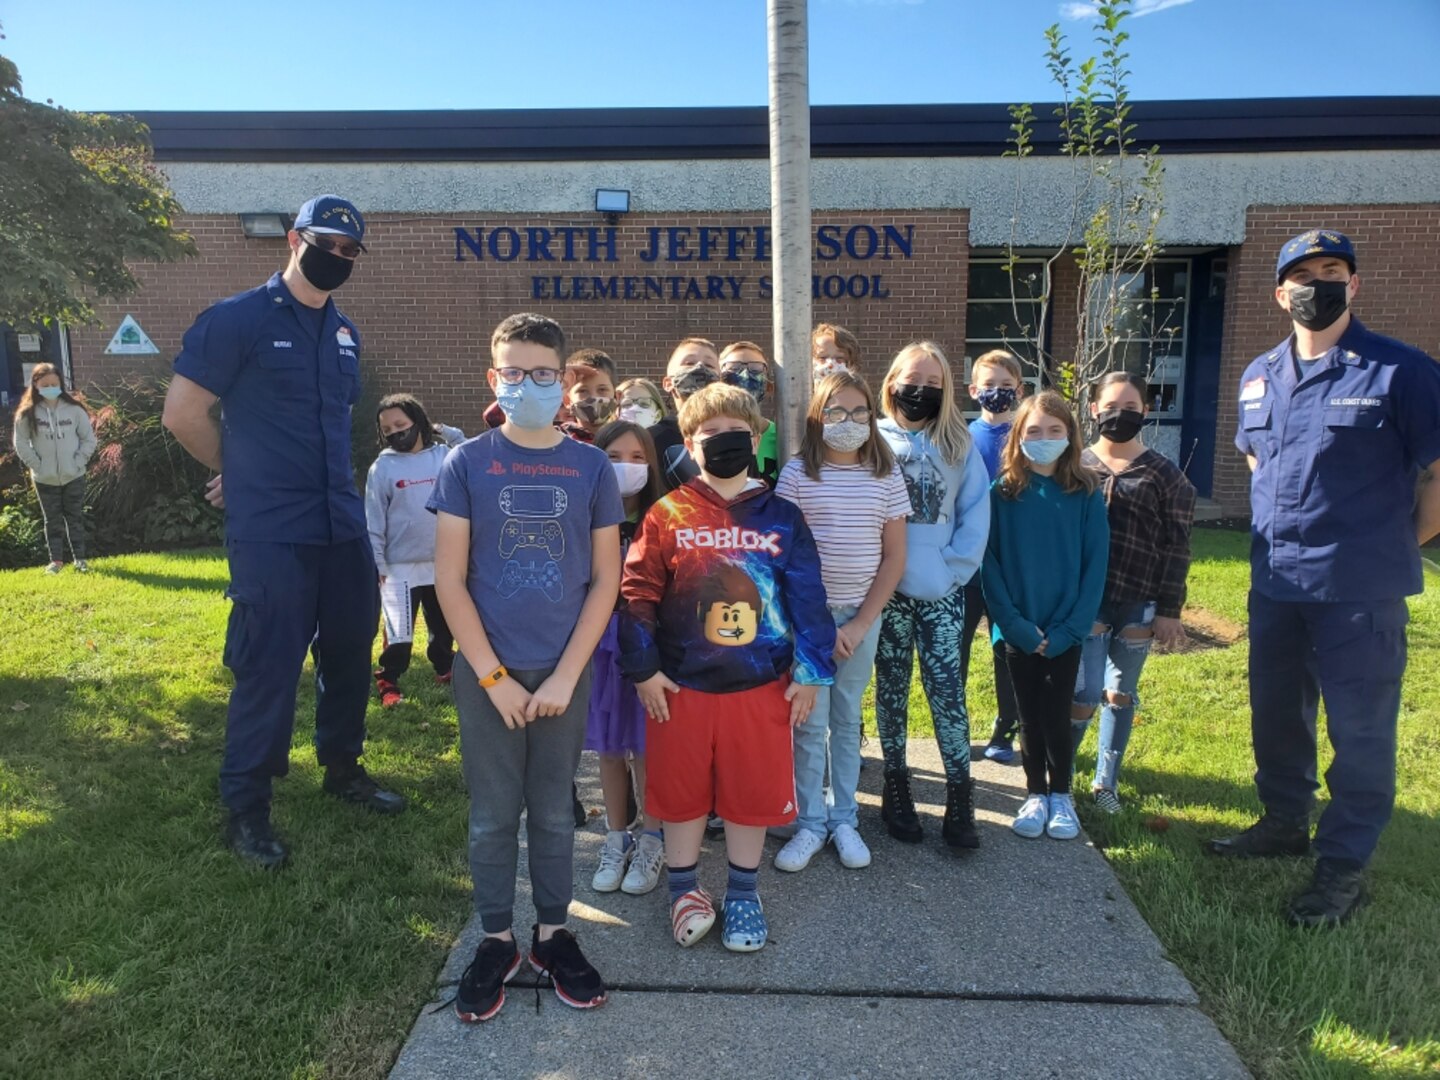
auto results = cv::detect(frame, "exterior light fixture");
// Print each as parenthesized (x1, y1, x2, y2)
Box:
(595, 189, 631, 224)
(238, 213, 292, 239)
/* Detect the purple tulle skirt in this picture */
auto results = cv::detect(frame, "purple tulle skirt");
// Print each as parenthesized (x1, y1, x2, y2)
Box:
(585, 613, 646, 755)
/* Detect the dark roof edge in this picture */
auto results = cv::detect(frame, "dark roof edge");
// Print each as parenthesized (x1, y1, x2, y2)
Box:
(123, 98, 1440, 162)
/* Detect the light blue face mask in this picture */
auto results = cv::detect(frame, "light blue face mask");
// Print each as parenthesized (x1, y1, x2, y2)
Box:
(495, 377, 564, 430)
(1021, 438, 1069, 465)
(38, 386, 63, 401)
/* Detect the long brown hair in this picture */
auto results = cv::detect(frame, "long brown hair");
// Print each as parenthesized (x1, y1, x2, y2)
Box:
(799, 371, 894, 481)
(594, 419, 666, 517)
(997, 391, 1097, 498)
(13, 363, 87, 435)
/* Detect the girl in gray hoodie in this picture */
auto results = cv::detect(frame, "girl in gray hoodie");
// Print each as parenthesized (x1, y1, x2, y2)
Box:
(12, 364, 96, 573)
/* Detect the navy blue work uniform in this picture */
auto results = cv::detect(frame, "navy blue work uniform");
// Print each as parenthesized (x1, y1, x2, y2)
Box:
(175, 271, 379, 816)
(1236, 317, 1440, 865)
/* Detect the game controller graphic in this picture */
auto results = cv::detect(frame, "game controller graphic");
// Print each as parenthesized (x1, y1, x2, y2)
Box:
(498, 517, 565, 559)
(498, 485, 568, 518)
(497, 559, 564, 602)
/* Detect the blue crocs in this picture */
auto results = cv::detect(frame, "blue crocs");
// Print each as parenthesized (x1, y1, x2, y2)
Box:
(721, 896, 768, 953)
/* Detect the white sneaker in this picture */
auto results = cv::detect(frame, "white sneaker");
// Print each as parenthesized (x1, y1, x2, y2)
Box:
(774, 828, 826, 872)
(1047, 793, 1080, 840)
(1012, 794, 1049, 839)
(830, 823, 872, 869)
(591, 830, 632, 892)
(621, 832, 665, 894)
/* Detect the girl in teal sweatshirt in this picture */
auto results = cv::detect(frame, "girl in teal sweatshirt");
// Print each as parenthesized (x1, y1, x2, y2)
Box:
(982, 391, 1109, 842)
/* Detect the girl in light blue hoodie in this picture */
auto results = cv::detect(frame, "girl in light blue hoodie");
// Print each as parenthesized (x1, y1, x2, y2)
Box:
(874, 342, 992, 849)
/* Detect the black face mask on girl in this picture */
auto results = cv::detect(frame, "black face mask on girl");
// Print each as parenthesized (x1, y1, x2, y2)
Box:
(697, 430, 754, 479)
(1096, 407, 1145, 444)
(298, 242, 355, 292)
(891, 383, 943, 423)
(385, 425, 421, 452)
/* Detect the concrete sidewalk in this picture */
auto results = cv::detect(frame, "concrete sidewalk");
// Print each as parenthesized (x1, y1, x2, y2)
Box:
(391, 740, 1249, 1079)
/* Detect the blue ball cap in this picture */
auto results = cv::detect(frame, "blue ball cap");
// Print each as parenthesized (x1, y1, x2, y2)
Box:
(293, 195, 367, 250)
(1276, 229, 1355, 283)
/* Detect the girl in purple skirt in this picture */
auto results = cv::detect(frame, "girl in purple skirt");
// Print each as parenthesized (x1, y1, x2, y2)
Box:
(588, 420, 668, 895)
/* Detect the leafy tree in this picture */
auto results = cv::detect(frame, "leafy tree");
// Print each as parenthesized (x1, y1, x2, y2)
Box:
(0, 29, 195, 327)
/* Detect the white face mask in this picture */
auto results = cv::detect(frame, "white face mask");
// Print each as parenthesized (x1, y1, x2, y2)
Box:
(611, 460, 650, 497)
(822, 419, 870, 453)
(814, 358, 849, 380)
(618, 401, 661, 428)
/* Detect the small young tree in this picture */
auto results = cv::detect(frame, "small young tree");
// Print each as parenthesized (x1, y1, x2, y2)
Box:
(1001, 0, 1170, 416)
(0, 29, 195, 329)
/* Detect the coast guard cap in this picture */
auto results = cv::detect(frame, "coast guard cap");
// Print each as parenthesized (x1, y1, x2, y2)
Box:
(293, 195, 367, 251)
(1276, 229, 1355, 283)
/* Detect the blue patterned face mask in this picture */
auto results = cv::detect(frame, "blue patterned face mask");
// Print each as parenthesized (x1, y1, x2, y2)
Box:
(974, 386, 1017, 414)
(1021, 438, 1069, 465)
(721, 368, 767, 404)
(495, 377, 564, 430)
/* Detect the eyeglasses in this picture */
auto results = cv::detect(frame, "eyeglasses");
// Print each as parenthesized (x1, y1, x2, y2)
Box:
(721, 361, 768, 376)
(302, 232, 363, 259)
(821, 405, 872, 425)
(494, 366, 564, 386)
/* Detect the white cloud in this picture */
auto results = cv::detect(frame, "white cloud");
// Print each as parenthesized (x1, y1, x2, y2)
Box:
(1062, 0, 1194, 19)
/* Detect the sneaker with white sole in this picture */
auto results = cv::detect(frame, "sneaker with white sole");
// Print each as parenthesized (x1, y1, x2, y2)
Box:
(590, 830, 632, 892)
(1047, 793, 1080, 840)
(830, 823, 872, 869)
(621, 832, 665, 894)
(1012, 794, 1049, 839)
(1093, 788, 1122, 815)
(774, 828, 826, 872)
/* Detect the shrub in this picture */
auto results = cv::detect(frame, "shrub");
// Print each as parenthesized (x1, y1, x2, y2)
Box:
(0, 482, 47, 569)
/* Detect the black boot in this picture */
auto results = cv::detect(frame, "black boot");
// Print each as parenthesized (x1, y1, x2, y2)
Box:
(323, 762, 407, 815)
(942, 777, 980, 849)
(572, 783, 587, 829)
(1207, 813, 1309, 858)
(226, 811, 288, 869)
(1288, 859, 1368, 928)
(881, 767, 923, 843)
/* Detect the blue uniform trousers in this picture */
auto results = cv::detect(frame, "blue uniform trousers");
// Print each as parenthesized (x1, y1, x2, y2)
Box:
(1247, 589, 1408, 866)
(220, 537, 379, 815)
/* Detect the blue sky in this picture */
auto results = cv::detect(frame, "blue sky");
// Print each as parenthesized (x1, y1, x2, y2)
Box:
(4, 0, 1438, 112)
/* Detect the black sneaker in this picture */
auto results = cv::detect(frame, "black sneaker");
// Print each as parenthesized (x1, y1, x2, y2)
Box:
(322, 763, 407, 815)
(226, 811, 288, 869)
(529, 927, 607, 1009)
(1207, 813, 1309, 858)
(881, 767, 923, 843)
(1288, 859, 1368, 928)
(942, 777, 980, 849)
(454, 936, 522, 1022)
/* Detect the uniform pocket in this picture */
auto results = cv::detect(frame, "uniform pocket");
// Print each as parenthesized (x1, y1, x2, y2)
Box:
(1323, 405, 1385, 430)
(1240, 402, 1272, 429)
(221, 582, 268, 674)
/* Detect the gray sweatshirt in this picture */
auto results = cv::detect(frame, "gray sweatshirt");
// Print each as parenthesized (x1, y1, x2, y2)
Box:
(14, 401, 96, 486)
(364, 425, 464, 575)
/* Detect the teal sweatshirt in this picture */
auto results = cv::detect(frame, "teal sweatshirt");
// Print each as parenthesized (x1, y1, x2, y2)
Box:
(981, 474, 1110, 657)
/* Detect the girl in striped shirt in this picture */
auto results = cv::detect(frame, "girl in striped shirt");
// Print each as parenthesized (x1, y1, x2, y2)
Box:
(774, 371, 910, 872)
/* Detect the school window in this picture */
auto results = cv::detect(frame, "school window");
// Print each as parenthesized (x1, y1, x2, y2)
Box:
(964, 258, 1046, 412)
(1085, 259, 1190, 416)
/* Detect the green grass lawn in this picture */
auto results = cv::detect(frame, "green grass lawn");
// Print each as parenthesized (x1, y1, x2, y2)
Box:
(1, 533, 1437, 1078)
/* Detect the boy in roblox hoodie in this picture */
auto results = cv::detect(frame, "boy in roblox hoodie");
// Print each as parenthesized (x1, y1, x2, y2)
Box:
(620, 382, 836, 953)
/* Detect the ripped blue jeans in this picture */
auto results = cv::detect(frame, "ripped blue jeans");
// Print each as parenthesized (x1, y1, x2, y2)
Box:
(1071, 600, 1155, 792)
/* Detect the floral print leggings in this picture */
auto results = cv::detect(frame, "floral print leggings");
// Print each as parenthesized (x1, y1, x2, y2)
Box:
(874, 590, 972, 784)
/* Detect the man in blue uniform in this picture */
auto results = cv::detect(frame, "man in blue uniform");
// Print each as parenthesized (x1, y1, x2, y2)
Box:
(163, 195, 405, 869)
(1209, 229, 1440, 926)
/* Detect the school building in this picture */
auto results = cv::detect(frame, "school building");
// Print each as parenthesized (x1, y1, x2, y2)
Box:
(6, 96, 1438, 516)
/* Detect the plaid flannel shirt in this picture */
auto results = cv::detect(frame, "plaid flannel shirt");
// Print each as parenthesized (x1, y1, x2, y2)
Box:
(1083, 448, 1196, 619)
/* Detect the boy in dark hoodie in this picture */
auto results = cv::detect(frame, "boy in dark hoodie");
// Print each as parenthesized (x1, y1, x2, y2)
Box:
(620, 382, 835, 954)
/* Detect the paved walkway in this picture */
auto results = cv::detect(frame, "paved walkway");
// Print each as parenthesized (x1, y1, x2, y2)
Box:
(390, 740, 1249, 1079)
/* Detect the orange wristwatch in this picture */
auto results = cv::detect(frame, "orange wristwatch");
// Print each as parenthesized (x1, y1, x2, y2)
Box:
(478, 665, 508, 688)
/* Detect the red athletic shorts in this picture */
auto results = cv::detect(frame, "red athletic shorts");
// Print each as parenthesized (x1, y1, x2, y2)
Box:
(645, 679, 797, 827)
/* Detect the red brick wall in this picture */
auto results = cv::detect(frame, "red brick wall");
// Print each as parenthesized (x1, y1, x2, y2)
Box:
(69, 211, 970, 437)
(1213, 205, 1440, 516)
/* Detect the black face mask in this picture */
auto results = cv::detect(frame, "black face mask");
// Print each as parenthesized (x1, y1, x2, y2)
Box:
(298, 242, 355, 292)
(697, 430, 754, 480)
(891, 383, 943, 423)
(1287, 278, 1349, 332)
(385, 425, 421, 452)
(1096, 407, 1145, 444)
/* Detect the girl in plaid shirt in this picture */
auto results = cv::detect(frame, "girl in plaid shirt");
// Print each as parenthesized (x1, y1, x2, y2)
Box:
(1071, 372, 1196, 813)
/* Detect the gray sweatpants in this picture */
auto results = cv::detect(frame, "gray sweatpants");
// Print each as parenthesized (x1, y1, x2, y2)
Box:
(35, 477, 86, 561)
(453, 651, 590, 933)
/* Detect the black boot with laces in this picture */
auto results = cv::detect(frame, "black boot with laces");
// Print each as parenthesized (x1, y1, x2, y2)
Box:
(881, 767, 923, 843)
(1288, 858, 1368, 928)
(1207, 813, 1309, 858)
(942, 777, 980, 849)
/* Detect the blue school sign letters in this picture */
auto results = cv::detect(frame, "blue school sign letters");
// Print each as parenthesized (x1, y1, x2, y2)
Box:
(453, 222, 915, 302)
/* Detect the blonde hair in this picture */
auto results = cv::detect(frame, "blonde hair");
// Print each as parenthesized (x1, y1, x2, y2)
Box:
(879, 341, 972, 468)
(971, 349, 1023, 386)
(799, 371, 893, 481)
(617, 377, 668, 417)
(813, 323, 861, 372)
(997, 391, 1098, 498)
(678, 382, 764, 439)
